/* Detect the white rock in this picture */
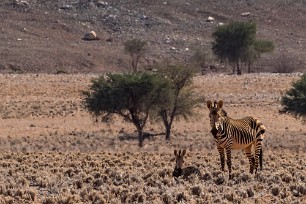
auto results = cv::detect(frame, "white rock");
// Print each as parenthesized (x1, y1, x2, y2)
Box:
(83, 31, 98, 41)
(241, 12, 251, 17)
(206, 16, 215, 22)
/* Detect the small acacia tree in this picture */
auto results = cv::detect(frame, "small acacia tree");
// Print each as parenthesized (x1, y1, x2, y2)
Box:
(190, 50, 212, 75)
(281, 74, 306, 118)
(212, 21, 274, 74)
(243, 40, 275, 73)
(155, 64, 204, 140)
(212, 21, 256, 75)
(82, 72, 170, 147)
(124, 38, 147, 72)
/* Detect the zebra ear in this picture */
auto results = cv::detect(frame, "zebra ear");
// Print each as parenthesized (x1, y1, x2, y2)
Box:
(182, 149, 186, 157)
(174, 149, 178, 156)
(207, 100, 212, 109)
(217, 100, 223, 109)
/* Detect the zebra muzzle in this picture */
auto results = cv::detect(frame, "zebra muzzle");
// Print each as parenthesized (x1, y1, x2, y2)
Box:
(211, 128, 219, 136)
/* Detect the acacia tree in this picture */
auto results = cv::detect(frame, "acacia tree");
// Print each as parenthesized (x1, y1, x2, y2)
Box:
(243, 40, 275, 73)
(124, 38, 147, 72)
(281, 74, 306, 118)
(82, 72, 170, 147)
(155, 64, 204, 140)
(190, 50, 212, 75)
(212, 21, 274, 74)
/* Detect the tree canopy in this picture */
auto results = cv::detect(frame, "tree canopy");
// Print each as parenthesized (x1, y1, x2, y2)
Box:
(124, 38, 147, 72)
(281, 74, 306, 118)
(212, 21, 274, 74)
(155, 64, 204, 140)
(82, 72, 170, 147)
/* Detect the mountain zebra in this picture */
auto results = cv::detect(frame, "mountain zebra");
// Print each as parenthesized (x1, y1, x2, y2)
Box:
(172, 149, 201, 178)
(207, 100, 266, 179)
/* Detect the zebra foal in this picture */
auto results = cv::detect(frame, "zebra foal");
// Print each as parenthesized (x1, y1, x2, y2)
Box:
(207, 100, 266, 179)
(172, 149, 201, 178)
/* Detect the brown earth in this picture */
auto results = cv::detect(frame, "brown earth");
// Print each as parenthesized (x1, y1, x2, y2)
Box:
(0, 74, 305, 203)
(0, 0, 306, 203)
(0, 0, 305, 74)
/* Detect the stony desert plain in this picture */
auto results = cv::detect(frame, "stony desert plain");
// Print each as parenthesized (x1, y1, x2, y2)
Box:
(0, 73, 305, 203)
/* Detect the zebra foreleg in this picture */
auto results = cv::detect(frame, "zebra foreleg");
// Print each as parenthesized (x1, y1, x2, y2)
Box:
(225, 147, 232, 179)
(217, 146, 225, 171)
(245, 145, 255, 174)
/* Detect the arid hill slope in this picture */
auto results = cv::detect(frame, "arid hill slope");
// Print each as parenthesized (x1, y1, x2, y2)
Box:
(0, 0, 305, 74)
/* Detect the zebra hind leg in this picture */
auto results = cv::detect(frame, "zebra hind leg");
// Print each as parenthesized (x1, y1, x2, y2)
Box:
(254, 139, 263, 174)
(245, 145, 255, 174)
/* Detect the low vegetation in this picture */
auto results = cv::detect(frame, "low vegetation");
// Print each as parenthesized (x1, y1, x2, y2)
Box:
(0, 151, 305, 203)
(281, 74, 306, 118)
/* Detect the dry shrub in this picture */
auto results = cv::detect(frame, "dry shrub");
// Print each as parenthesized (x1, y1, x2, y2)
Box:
(214, 176, 225, 185)
(129, 191, 146, 203)
(297, 185, 306, 195)
(42, 197, 56, 204)
(74, 180, 83, 189)
(93, 178, 103, 188)
(158, 169, 171, 178)
(56, 196, 75, 204)
(3, 197, 14, 204)
(176, 192, 187, 202)
(191, 186, 201, 196)
(162, 193, 173, 204)
(202, 172, 212, 181)
(224, 193, 234, 202)
(26, 190, 36, 201)
(88, 192, 107, 204)
(247, 188, 254, 197)
(237, 190, 248, 198)
(281, 172, 292, 183)
(239, 173, 252, 182)
(291, 183, 306, 196)
(273, 54, 299, 73)
(271, 186, 280, 196)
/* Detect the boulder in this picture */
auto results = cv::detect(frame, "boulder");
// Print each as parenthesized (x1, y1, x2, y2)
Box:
(82, 31, 99, 41)
(206, 16, 215, 22)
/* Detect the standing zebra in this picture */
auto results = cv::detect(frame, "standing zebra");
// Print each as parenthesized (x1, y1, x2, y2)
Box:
(207, 100, 266, 179)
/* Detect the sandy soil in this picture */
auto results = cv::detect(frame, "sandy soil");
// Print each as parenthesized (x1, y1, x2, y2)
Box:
(0, 73, 305, 203)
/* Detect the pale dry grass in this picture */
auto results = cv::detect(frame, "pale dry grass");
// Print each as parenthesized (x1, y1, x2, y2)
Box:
(0, 151, 305, 203)
(0, 73, 305, 203)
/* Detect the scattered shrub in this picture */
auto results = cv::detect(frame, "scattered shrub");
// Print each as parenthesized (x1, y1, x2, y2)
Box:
(191, 186, 201, 196)
(247, 188, 254, 197)
(271, 186, 280, 196)
(273, 54, 298, 73)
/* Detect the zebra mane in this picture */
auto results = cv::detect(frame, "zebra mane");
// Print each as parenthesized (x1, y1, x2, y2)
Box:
(219, 109, 227, 117)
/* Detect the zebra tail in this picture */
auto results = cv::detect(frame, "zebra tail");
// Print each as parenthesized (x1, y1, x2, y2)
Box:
(260, 147, 263, 171)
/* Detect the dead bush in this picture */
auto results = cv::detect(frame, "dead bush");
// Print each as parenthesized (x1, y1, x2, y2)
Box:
(273, 54, 299, 73)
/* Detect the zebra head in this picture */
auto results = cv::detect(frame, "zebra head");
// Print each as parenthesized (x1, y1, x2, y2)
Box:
(207, 100, 226, 136)
(172, 149, 186, 177)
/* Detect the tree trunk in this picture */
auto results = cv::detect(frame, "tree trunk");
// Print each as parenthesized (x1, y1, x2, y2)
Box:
(237, 61, 242, 75)
(232, 65, 236, 74)
(137, 126, 144, 147)
(247, 61, 251, 73)
(165, 125, 171, 140)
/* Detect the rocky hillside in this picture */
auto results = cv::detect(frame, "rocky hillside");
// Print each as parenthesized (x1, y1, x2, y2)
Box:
(0, 0, 305, 74)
